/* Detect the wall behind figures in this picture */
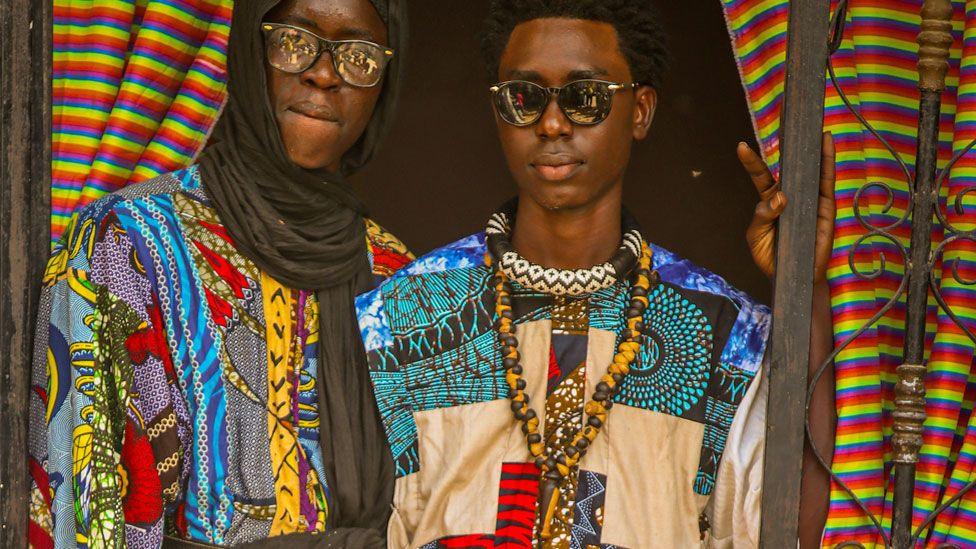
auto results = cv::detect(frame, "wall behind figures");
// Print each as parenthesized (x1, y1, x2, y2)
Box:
(356, 1, 769, 303)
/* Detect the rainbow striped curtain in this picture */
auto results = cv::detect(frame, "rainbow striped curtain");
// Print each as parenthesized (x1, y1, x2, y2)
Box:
(724, 0, 976, 546)
(51, 0, 233, 243)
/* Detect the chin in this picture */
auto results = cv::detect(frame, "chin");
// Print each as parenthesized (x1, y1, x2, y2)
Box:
(522, 184, 590, 212)
(292, 157, 339, 171)
(285, 148, 342, 171)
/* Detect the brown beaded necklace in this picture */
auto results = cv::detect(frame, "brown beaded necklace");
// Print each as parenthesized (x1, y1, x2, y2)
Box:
(487, 240, 654, 543)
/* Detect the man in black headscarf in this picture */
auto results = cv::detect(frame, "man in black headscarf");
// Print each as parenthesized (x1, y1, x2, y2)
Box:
(26, 0, 408, 548)
(200, 0, 407, 547)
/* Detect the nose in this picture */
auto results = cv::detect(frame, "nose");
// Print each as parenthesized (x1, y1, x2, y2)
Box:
(535, 92, 573, 140)
(301, 49, 343, 90)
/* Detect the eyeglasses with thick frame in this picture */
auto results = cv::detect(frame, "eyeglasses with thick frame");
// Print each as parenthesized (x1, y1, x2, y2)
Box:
(489, 79, 640, 127)
(261, 22, 395, 88)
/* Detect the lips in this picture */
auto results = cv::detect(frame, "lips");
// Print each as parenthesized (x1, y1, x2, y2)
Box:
(531, 153, 584, 182)
(288, 101, 340, 123)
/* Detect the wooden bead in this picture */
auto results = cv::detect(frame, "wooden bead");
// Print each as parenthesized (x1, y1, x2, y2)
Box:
(584, 401, 606, 416)
(620, 341, 640, 353)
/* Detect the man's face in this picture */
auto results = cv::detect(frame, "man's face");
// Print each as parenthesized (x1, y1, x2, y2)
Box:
(266, 0, 387, 171)
(494, 18, 656, 211)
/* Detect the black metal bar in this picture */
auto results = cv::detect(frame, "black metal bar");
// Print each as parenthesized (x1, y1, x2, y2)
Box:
(890, 2, 953, 547)
(0, 0, 51, 546)
(758, 0, 832, 546)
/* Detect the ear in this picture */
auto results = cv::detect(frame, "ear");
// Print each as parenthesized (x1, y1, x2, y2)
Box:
(632, 85, 657, 141)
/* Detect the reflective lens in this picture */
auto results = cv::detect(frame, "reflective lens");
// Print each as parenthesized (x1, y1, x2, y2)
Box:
(333, 41, 390, 87)
(265, 25, 320, 73)
(492, 81, 550, 126)
(491, 80, 628, 126)
(263, 23, 393, 87)
(558, 80, 615, 125)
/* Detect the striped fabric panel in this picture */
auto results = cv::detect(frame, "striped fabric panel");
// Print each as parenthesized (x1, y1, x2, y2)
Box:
(51, 0, 232, 244)
(927, 4, 976, 544)
(722, 0, 976, 546)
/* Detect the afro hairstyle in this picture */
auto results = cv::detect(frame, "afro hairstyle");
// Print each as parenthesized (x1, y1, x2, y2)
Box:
(481, 0, 671, 89)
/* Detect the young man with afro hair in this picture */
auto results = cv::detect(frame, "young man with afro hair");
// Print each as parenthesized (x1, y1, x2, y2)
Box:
(355, 1, 836, 547)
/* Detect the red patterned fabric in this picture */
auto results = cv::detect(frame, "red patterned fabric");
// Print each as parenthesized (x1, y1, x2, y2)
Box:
(119, 421, 164, 525)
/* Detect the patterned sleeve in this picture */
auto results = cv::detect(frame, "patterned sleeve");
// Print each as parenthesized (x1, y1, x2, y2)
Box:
(706, 355, 769, 548)
(28, 204, 186, 548)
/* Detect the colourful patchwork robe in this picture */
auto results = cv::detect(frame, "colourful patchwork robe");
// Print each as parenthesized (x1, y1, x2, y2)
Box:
(27, 165, 413, 548)
(355, 234, 772, 548)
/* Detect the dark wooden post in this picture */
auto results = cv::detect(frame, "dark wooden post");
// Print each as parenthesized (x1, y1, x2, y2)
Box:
(758, 0, 832, 546)
(0, 0, 52, 546)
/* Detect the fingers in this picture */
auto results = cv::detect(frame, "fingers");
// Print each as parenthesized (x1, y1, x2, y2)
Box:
(750, 191, 788, 232)
(737, 141, 778, 196)
(820, 132, 836, 200)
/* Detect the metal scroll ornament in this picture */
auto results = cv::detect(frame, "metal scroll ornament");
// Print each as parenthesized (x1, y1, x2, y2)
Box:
(803, 0, 970, 548)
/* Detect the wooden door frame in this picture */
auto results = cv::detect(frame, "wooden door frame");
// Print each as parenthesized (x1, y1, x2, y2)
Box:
(1, 0, 52, 546)
(759, 1, 832, 547)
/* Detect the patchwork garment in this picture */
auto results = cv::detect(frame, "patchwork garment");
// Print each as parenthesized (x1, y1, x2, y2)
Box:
(356, 234, 771, 548)
(27, 165, 413, 548)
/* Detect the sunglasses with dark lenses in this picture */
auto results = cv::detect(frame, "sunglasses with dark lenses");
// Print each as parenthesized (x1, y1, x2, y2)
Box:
(261, 22, 394, 88)
(490, 79, 638, 127)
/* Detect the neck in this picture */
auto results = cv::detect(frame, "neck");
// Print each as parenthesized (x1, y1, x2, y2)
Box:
(511, 188, 624, 270)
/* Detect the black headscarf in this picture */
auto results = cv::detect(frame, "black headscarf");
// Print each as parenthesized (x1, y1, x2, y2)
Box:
(195, 1, 406, 547)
